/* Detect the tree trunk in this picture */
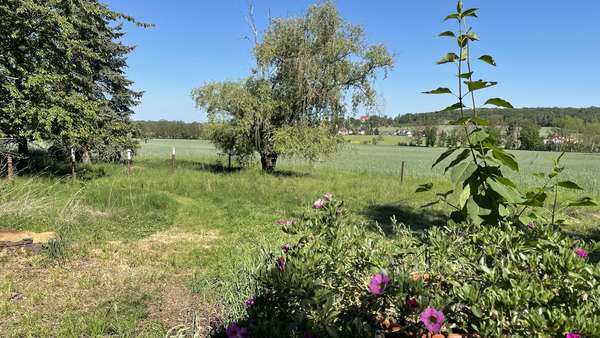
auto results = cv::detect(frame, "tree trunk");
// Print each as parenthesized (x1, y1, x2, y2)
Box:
(16, 137, 29, 172)
(260, 152, 278, 173)
(81, 148, 91, 164)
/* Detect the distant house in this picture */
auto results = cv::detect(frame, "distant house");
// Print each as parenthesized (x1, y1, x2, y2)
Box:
(544, 133, 578, 145)
(359, 115, 370, 122)
(338, 128, 350, 136)
(394, 129, 413, 137)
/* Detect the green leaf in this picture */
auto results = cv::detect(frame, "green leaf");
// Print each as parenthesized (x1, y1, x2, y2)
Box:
(486, 178, 524, 203)
(466, 80, 497, 92)
(423, 87, 453, 95)
(459, 71, 474, 79)
(568, 197, 597, 207)
(492, 148, 519, 171)
(458, 34, 470, 48)
(557, 181, 583, 190)
(479, 55, 496, 66)
(444, 13, 460, 21)
(484, 98, 514, 108)
(445, 149, 471, 173)
(461, 8, 479, 18)
(441, 102, 466, 112)
(467, 31, 480, 41)
(437, 53, 459, 64)
(450, 161, 477, 184)
(457, 0, 463, 13)
(432, 147, 459, 168)
(471, 117, 489, 126)
(459, 185, 470, 208)
(416, 183, 434, 193)
(469, 129, 489, 144)
(421, 200, 441, 208)
(439, 31, 456, 38)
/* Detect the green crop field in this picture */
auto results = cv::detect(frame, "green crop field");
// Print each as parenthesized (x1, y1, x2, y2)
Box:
(1, 139, 599, 337)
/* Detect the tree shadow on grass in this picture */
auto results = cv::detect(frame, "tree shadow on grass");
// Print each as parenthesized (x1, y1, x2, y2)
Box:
(266, 169, 310, 178)
(361, 203, 446, 235)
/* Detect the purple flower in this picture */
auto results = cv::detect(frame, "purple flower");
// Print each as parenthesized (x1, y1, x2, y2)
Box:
(406, 297, 419, 312)
(281, 243, 290, 253)
(323, 192, 333, 201)
(367, 272, 390, 296)
(313, 198, 326, 209)
(244, 297, 255, 308)
(566, 333, 582, 338)
(420, 307, 445, 333)
(576, 248, 588, 258)
(276, 219, 286, 225)
(226, 322, 248, 338)
(276, 256, 286, 272)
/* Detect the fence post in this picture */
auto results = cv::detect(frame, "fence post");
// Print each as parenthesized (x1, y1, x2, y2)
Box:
(71, 147, 76, 181)
(126, 149, 132, 175)
(7, 154, 13, 181)
(171, 147, 176, 170)
(400, 161, 405, 184)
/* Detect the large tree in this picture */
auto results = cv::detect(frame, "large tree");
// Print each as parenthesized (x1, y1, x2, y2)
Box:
(0, 0, 146, 165)
(193, 1, 393, 172)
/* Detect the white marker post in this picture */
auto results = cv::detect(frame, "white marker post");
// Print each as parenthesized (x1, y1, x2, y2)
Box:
(70, 147, 76, 181)
(126, 149, 132, 175)
(6, 154, 13, 181)
(171, 147, 176, 170)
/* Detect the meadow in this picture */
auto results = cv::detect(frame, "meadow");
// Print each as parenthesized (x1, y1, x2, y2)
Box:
(1, 139, 599, 337)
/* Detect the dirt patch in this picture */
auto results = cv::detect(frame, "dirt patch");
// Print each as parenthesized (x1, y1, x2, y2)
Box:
(0, 231, 56, 244)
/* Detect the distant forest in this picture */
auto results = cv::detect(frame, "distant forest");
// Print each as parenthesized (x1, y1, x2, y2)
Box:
(396, 107, 600, 127)
(134, 120, 204, 140)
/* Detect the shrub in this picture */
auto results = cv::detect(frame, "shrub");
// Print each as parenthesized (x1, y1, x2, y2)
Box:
(216, 194, 599, 337)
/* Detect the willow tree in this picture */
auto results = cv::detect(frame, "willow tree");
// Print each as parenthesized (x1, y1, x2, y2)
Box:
(193, 1, 393, 172)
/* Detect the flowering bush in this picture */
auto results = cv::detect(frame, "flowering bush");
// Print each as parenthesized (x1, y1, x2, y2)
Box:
(215, 193, 600, 337)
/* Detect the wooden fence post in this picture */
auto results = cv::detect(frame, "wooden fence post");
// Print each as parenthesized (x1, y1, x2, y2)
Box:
(171, 147, 176, 170)
(400, 161, 405, 184)
(6, 154, 13, 181)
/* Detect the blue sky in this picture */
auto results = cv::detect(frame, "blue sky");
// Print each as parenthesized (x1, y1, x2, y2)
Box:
(104, 0, 600, 122)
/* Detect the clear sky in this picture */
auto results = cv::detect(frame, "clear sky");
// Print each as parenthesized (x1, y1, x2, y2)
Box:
(103, 0, 600, 122)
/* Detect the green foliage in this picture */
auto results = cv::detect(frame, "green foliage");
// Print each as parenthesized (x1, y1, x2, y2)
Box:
(193, 1, 392, 171)
(519, 121, 543, 150)
(419, 0, 596, 226)
(221, 195, 600, 337)
(0, 0, 147, 160)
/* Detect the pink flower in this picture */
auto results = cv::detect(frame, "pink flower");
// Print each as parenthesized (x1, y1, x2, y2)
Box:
(226, 322, 248, 338)
(420, 307, 445, 333)
(527, 222, 536, 229)
(244, 297, 255, 308)
(281, 243, 290, 253)
(276, 219, 296, 226)
(276, 256, 286, 272)
(313, 198, 326, 209)
(576, 248, 588, 258)
(406, 297, 419, 312)
(566, 333, 581, 338)
(367, 272, 390, 296)
(323, 192, 333, 201)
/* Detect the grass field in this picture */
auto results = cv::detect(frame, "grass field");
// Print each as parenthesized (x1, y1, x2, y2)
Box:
(1, 139, 599, 337)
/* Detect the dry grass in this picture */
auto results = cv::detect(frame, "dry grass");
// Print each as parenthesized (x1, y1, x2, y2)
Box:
(0, 228, 222, 337)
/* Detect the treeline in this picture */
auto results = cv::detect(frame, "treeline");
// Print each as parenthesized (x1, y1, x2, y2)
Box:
(134, 120, 205, 140)
(397, 107, 600, 127)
